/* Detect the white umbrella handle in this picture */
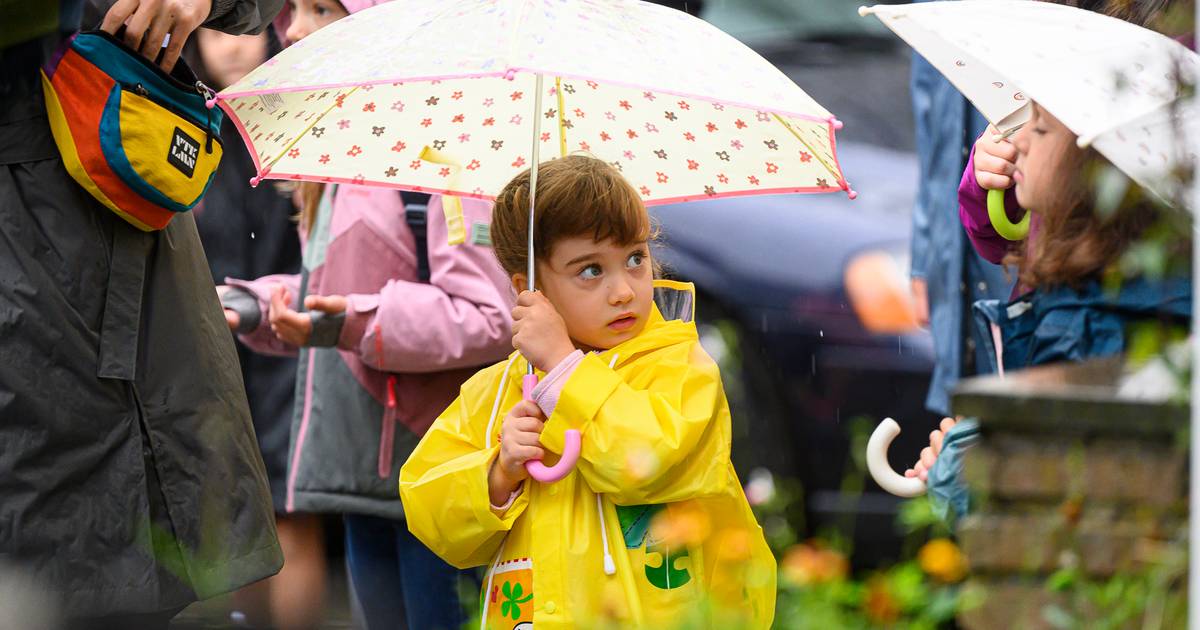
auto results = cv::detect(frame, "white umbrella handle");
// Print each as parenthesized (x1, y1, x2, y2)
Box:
(866, 418, 926, 498)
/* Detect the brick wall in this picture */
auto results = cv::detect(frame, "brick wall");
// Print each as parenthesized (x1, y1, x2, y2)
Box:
(948, 358, 1188, 630)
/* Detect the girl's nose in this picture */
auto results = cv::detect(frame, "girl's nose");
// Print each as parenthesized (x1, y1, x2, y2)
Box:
(609, 276, 634, 305)
(286, 17, 311, 43)
(1011, 126, 1029, 153)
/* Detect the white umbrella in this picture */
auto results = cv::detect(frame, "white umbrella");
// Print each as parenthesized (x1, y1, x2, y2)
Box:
(861, 0, 1197, 205)
(859, 0, 1199, 497)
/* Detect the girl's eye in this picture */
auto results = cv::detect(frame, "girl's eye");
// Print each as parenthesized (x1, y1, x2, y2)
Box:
(579, 264, 602, 280)
(1032, 127, 1047, 135)
(626, 252, 645, 268)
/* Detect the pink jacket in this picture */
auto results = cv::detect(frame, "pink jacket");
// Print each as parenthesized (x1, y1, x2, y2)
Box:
(228, 186, 513, 516)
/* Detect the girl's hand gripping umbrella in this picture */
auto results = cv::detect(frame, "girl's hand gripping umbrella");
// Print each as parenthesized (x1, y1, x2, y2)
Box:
(523, 373, 581, 483)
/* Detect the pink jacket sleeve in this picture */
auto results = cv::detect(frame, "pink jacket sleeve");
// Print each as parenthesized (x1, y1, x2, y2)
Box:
(530, 350, 586, 418)
(224, 273, 302, 357)
(337, 195, 514, 373)
(958, 146, 1023, 265)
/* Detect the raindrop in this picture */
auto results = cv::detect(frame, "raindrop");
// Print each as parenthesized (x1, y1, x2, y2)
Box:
(819, 329, 824, 337)
(250, 232, 256, 239)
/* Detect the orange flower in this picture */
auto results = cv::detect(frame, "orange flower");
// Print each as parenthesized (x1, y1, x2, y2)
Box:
(918, 538, 968, 583)
(648, 503, 711, 548)
(780, 541, 848, 586)
(863, 577, 901, 625)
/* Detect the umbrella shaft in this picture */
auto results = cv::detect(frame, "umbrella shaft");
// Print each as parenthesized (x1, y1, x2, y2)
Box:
(527, 73, 544, 376)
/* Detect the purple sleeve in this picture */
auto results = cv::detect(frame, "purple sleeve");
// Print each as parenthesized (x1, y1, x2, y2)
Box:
(224, 273, 302, 357)
(958, 146, 1022, 265)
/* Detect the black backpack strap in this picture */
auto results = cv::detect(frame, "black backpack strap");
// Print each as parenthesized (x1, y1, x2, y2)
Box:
(402, 191, 433, 283)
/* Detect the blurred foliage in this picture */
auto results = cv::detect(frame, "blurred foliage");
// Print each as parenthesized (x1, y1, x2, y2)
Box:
(1041, 539, 1187, 630)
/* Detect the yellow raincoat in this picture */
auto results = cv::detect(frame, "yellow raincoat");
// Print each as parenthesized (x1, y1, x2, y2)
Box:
(400, 281, 776, 629)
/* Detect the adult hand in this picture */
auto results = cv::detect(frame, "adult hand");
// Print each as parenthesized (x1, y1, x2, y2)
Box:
(905, 417, 958, 482)
(488, 400, 546, 505)
(973, 124, 1018, 191)
(511, 291, 574, 373)
(101, 0, 213, 72)
(268, 284, 312, 346)
(911, 277, 929, 329)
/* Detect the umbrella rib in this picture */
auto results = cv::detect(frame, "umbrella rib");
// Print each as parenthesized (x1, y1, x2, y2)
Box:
(505, 0, 532, 79)
(555, 77, 568, 158)
(262, 86, 361, 176)
(772, 113, 840, 181)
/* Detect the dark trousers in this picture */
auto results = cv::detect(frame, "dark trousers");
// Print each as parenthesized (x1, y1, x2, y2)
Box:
(344, 514, 469, 630)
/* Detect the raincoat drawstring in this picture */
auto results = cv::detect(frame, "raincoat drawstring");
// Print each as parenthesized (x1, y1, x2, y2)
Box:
(480, 538, 508, 630)
(596, 494, 616, 576)
(480, 356, 517, 629)
(484, 356, 517, 442)
(595, 352, 620, 577)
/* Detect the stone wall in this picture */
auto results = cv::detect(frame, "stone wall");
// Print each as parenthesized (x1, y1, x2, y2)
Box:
(948, 358, 1188, 630)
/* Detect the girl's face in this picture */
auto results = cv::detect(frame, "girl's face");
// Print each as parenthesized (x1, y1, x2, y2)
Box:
(1011, 103, 1080, 212)
(519, 236, 654, 352)
(285, 0, 349, 43)
(196, 31, 267, 91)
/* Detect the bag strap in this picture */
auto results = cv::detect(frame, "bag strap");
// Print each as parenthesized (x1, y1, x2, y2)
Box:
(402, 191, 433, 283)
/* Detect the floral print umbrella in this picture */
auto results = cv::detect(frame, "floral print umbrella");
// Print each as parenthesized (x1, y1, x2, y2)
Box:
(214, 0, 854, 204)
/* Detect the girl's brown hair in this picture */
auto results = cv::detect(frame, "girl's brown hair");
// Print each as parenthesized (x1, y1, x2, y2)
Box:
(297, 182, 325, 235)
(491, 155, 654, 278)
(1004, 144, 1163, 289)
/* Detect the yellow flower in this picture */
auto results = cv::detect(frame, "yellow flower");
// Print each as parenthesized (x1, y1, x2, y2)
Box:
(918, 538, 968, 583)
(780, 541, 848, 586)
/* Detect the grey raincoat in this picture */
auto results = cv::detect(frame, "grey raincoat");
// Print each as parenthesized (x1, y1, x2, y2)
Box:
(0, 0, 284, 618)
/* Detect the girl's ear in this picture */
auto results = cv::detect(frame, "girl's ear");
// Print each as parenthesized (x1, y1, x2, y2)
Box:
(511, 273, 528, 295)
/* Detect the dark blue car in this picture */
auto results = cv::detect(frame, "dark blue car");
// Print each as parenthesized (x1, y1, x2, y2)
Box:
(651, 140, 938, 564)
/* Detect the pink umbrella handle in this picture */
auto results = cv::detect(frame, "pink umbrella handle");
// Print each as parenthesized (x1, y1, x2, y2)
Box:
(522, 374, 581, 482)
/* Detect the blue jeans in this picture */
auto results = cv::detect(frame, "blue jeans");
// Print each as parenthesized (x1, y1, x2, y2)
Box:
(344, 514, 468, 630)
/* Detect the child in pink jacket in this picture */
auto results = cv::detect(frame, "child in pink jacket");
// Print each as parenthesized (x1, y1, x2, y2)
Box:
(220, 9, 512, 630)
(224, 181, 512, 628)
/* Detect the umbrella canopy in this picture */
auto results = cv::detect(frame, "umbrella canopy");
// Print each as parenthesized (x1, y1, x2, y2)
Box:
(214, 0, 854, 204)
(861, 0, 1199, 204)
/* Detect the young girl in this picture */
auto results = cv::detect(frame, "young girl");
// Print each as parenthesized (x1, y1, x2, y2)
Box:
(906, 0, 1194, 493)
(399, 155, 776, 629)
(907, 101, 1190, 502)
(220, 1, 515, 628)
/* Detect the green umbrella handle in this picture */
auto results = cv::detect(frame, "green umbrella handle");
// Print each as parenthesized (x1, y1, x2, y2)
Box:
(987, 188, 1030, 241)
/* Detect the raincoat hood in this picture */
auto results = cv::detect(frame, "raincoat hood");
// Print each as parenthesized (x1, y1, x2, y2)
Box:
(401, 281, 776, 629)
